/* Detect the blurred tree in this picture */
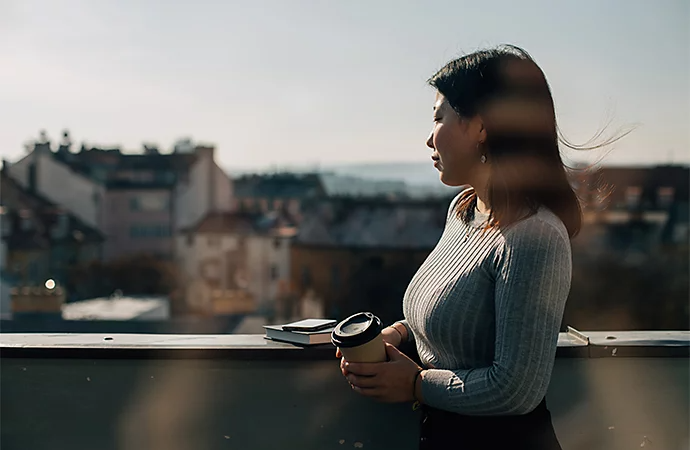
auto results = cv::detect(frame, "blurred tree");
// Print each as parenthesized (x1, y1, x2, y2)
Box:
(67, 254, 182, 304)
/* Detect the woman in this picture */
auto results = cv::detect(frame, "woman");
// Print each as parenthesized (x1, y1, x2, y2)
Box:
(337, 45, 578, 449)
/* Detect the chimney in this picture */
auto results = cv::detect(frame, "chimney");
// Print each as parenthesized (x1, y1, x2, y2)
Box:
(173, 138, 194, 154)
(195, 145, 217, 212)
(57, 130, 72, 154)
(34, 130, 51, 154)
(195, 145, 215, 159)
(143, 143, 160, 155)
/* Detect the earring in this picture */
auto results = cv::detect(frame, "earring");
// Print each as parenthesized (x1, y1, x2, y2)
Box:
(477, 141, 487, 164)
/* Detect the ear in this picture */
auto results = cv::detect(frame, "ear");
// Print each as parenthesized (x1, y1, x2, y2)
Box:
(469, 114, 487, 146)
(474, 115, 487, 144)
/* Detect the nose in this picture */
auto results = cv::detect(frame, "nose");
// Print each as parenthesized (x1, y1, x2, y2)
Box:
(426, 131, 434, 149)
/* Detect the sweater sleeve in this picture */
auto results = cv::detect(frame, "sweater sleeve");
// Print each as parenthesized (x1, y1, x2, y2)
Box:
(420, 218, 572, 415)
(394, 320, 415, 345)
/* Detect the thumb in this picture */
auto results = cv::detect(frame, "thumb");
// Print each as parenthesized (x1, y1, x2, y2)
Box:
(385, 342, 404, 360)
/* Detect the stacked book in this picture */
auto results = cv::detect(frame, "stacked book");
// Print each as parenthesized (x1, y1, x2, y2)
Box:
(263, 318, 337, 346)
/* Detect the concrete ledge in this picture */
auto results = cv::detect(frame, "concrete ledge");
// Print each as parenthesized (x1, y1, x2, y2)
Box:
(1, 330, 687, 360)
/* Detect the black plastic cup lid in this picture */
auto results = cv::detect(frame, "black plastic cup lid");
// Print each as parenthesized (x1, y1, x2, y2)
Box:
(331, 312, 383, 348)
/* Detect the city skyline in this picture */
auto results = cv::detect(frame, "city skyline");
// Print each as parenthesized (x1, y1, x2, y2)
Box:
(1, 0, 688, 170)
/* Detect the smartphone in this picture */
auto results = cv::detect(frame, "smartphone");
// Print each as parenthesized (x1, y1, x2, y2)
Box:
(282, 319, 337, 332)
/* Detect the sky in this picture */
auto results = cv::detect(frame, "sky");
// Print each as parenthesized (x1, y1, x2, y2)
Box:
(1, 0, 688, 171)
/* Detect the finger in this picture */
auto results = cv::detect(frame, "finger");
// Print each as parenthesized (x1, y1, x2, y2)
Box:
(340, 357, 350, 375)
(347, 374, 379, 389)
(351, 385, 382, 398)
(384, 342, 404, 360)
(335, 348, 342, 358)
(344, 362, 382, 377)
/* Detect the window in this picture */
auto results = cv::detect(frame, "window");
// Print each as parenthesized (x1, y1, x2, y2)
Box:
(202, 260, 220, 280)
(130, 224, 171, 238)
(50, 213, 69, 239)
(157, 171, 176, 184)
(134, 171, 155, 183)
(28, 163, 37, 193)
(159, 225, 171, 237)
(20, 216, 33, 232)
(130, 194, 169, 212)
(208, 236, 221, 247)
(0, 208, 10, 236)
(270, 265, 278, 280)
(625, 186, 642, 209)
(273, 238, 282, 249)
(186, 233, 195, 247)
(301, 265, 311, 287)
(657, 187, 675, 209)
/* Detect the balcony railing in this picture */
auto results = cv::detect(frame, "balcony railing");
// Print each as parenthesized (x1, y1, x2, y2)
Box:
(1, 329, 688, 450)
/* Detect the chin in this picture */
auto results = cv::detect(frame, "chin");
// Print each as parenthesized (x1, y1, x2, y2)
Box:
(439, 171, 464, 187)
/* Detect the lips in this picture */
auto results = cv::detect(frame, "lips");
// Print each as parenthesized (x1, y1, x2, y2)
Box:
(431, 154, 442, 170)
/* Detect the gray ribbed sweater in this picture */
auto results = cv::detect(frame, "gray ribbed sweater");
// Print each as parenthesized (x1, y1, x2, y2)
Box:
(397, 191, 572, 416)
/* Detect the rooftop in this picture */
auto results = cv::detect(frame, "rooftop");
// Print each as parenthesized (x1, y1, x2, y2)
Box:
(233, 173, 325, 199)
(179, 211, 296, 236)
(0, 170, 104, 249)
(296, 200, 448, 249)
(61, 296, 170, 321)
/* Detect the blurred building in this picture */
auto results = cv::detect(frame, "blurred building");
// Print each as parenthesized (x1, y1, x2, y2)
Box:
(289, 197, 450, 322)
(0, 167, 103, 304)
(4, 133, 104, 230)
(576, 164, 689, 254)
(176, 211, 296, 316)
(233, 173, 325, 223)
(565, 164, 689, 330)
(5, 131, 234, 261)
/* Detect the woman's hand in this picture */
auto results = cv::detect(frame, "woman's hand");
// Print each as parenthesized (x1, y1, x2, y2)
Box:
(334, 325, 403, 359)
(339, 343, 423, 403)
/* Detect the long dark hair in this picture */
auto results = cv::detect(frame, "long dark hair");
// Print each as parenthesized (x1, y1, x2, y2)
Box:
(429, 45, 583, 237)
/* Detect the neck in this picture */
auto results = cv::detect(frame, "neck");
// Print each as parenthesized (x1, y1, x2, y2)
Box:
(474, 185, 491, 215)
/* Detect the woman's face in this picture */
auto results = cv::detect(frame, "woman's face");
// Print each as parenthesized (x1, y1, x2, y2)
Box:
(426, 92, 486, 187)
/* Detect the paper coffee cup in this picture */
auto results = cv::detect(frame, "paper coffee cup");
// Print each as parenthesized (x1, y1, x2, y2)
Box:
(331, 312, 387, 363)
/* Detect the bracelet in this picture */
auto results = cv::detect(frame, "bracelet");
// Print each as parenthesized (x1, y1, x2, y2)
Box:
(412, 368, 423, 402)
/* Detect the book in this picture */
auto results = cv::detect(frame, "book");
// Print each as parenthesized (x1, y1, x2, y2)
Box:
(263, 318, 337, 346)
(280, 318, 337, 332)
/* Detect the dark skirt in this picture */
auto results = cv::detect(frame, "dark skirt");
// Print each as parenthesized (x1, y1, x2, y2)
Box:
(418, 397, 562, 450)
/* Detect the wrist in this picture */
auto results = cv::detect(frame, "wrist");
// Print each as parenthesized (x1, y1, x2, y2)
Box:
(412, 368, 424, 403)
(383, 326, 403, 347)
